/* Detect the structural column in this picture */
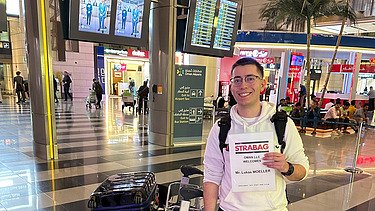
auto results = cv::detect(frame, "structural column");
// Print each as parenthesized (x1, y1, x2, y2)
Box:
(349, 52, 362, 101)
(149, 0, 176, 146)
(25, 0, 57, 160)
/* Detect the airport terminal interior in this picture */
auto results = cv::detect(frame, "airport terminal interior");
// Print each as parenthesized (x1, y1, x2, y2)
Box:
(0, 96, 375, 211)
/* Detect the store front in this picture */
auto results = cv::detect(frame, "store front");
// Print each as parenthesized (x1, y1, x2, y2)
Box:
(104, 49, 150, 96)
(234, 31, 375, 107)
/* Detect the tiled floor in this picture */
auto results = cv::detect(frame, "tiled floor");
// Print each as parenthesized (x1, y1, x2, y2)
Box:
(0, 96, 375, 211)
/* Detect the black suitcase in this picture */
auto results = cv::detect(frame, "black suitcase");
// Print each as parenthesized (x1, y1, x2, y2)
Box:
(88, 172, 159, 211)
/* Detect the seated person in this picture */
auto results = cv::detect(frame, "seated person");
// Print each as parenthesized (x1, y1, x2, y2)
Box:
(278, 98, 293, 114)
(324, 99, 335, 110)
(341, 101, 357, 133)
(302, 102, 320, 135)
(290, 102, 305, 127)
(324, 101, 342, 135)
(353, 103, 369, 125)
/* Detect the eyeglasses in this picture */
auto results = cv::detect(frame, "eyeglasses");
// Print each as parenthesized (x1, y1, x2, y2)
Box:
(230, 74, 262, 86)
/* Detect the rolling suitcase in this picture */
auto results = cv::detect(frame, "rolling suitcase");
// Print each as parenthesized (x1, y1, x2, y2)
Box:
(88, 172, 159, 211)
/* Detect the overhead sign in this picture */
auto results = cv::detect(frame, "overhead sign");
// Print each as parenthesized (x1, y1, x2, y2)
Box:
(173, 65, 206, 143)
(104, 49, 149, 59)
(239, 49, 268, 58)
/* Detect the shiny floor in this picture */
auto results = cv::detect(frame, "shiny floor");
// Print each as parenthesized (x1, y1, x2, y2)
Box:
(0, 96, 375, 211)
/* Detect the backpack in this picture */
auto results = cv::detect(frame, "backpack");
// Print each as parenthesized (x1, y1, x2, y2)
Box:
(218, 110, 288, 154)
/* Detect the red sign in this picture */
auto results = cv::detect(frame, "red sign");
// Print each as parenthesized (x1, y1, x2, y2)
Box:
(331, 64, 341, 72)
(289, 65, 302, 73)
(127, 49, 149, 58)
(120, 64, 127, 72)
(360, 64, 375, 73)
(239, 49, 269, 58)
(341, 64, 354, 72)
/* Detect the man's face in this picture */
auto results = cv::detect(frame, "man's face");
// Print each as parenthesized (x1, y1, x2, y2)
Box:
(230, 64, 265, 108)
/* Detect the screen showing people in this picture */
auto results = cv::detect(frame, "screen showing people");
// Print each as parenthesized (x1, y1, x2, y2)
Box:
(78, 0, 113, 34)
(115, 0, 144, 38)
(291, 55, 304, 66)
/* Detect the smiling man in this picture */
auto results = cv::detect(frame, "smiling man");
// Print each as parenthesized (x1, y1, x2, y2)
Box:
(203, 57, 309, 211)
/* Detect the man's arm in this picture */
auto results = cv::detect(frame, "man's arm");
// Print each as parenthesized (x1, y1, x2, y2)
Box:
(203, 182, 219, 211)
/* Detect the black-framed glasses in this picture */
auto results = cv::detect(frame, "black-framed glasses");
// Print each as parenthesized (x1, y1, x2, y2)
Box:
(230, 74, 262, 86)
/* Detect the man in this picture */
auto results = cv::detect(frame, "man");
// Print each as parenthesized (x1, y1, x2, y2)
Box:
(13, 71, 26, 104)
(92, 79, 103, 108)
(62, 71, 73, 101)
(368, 86, 375, 111)
(353, 103, 369, 124)
(121, 6, 127, 29)
(324, 101, 341, 135)
(203, 58, 309, 211)
(137, 81, 149, 114)
(299, 84, 307, 107)
(98, 0, 107, 31)
(86, 0, 93, 25)
(131, 6, 139, 35)
(53, 75, 59, 103)
(324, 99, 334, 110)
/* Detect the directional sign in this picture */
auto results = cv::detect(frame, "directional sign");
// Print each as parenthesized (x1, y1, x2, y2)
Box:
(173, 65, 206, 142)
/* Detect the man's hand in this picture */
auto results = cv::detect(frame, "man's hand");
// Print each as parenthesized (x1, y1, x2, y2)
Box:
(262, 152, 288, 173)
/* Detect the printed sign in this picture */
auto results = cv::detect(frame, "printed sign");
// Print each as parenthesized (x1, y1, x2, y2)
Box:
(229, 132, 276, 192)
(173, 65, 206, 142)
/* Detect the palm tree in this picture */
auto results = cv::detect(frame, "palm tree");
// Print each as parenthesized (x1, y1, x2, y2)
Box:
(319, 0, 356, 107)
(260, 0, 354, 107)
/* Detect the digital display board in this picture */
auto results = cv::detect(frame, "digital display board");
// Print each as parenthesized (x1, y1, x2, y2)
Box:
(115, 0, 144, 38)
(184, 0, 242, 57)
(213, 0, 238, 51)
(78, 0, 113, 34)
(61, 0, 151, 48)
(191, 0, 216, 48)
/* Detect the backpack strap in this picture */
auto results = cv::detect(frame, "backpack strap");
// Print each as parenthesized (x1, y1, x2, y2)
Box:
(218, 113, 231, 154)
(270, 110, 288, 154)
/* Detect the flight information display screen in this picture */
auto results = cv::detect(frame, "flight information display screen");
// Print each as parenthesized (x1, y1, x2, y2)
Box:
(213, 0, 238, 51)
(114, 0, 145, 38)
(78, 0, 113, 34)
(184, 0, 242, 57)
(191, 0, 217, 48)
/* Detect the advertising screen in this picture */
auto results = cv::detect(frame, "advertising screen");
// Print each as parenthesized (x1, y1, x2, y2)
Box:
(184, 0, 242, 57)
(61, 0, 151, 47)
(114, 0, 144, 38)
(78, 0, 113, 34)
(291, 54, 304, 66)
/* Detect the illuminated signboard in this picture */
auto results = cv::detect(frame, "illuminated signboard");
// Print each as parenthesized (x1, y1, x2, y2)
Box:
(184, 0, 242, 57)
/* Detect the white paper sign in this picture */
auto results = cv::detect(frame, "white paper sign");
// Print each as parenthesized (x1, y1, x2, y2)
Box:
(228, 131, 276, 192)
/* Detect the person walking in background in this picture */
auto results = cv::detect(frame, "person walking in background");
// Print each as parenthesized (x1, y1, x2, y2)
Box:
(23, 80, 29, 99)
(13, 71, 26, 104)
(137, 81, 149, 114)
(53, 75, 59, 103)
(62, 71, 73, 101)
(92, 79, 103, 109)
(299, 84, 307, 107)
(368, 86, 375, 111)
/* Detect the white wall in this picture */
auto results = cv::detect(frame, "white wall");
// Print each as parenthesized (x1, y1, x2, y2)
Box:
(52, 42, 95, 98)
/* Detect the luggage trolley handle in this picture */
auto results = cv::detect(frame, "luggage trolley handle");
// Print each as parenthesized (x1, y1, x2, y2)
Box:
(180, 165, 203, 185)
